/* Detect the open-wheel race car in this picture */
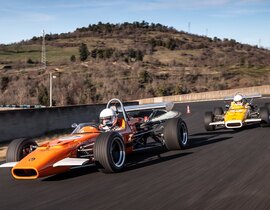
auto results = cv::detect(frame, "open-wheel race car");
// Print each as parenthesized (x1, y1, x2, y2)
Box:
(0, 98, 188, 179)
(204, 94, 270, 131)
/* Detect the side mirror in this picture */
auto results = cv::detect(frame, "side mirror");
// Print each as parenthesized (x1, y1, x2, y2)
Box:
(71, 123, 78, 128)
(225, 104, 230, 109)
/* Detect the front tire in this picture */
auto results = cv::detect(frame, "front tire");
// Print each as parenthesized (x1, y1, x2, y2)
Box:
(214, 107, 223, 115)
(163, 118, 189, 150)
(94, 132, 126, 173)
(204, 112, 215, 131)
(6, 138, 38, 162)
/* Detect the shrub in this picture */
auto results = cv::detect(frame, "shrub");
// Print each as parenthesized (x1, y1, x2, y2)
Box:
(38, 84, 49, 106)
(1, 76, 10, 92)
(27, 58, 34, 64)
(79, 43, 89, 61)
(70, 55, 76, 62)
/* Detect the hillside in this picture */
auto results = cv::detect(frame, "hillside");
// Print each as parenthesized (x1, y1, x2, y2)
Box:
(0, 21, 270, 106)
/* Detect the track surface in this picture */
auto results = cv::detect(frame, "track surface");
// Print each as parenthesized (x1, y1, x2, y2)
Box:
(1, 99, 270, 210)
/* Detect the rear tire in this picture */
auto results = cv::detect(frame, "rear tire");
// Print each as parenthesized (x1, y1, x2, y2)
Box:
(204, 112, 215, 131)
(214, 107, 223, 115)
(94, 132, 126, 173)
(163, 118, 189, 150)
(260, 107, 270, 127)
(6, 138, 37, 162)
(265, 103, 270, 112)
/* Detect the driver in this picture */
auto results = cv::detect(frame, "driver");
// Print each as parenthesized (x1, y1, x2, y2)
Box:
(232, 93, 249, 108)
(233, 94, 244, 105)
(99, 108, 119, 131)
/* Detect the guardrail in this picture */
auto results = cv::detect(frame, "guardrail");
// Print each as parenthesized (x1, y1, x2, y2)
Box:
(137, 85, 270, 104)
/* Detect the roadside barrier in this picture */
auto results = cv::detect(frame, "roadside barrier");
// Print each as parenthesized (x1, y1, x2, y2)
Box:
(137, 85, 270, 104)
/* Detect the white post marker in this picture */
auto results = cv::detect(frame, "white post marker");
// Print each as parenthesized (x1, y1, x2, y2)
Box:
(49, 73, 57, 107)
(187, 105, 191, 114)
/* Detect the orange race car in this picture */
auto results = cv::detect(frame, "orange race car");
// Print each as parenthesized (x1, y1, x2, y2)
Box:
(0, 98, 188, 179)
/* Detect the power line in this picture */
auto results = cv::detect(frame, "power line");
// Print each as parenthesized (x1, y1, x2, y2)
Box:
(41, 30, 46, 70)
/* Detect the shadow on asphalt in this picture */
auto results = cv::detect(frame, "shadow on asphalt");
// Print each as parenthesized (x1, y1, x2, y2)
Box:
(189, 136, 232, 148)
(42, 147, 192, 181)
(191, 123, 263, 137)
(42, 166, 99, 181)
(124, 149, 192, 172)
(188, 123, 264, 148)
(35, 125, 265, 182)
(188, 130, 235, 148)
(190, 130, 239, 136)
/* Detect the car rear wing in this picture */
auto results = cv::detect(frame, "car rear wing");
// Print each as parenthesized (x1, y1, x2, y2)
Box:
(117, 102, 174, 112)
(224, 94, 262, 101)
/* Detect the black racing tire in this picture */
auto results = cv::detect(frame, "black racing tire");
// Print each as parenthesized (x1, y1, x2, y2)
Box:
(204, 111, 215, 131)
(214, 107, 223, 115)
(94, 132, 126, 173)
(265, 103, 270, 112)
(163, 117, 189, 150)
(6, 138, 38, 162)
(260, 107, 270, 127)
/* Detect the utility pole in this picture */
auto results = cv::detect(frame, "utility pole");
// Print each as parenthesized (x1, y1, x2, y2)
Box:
(41, 30, 46, 70)
(49, 72, 56, 107)
(188, 22, 191, 33)
(49, 72, 52, 107)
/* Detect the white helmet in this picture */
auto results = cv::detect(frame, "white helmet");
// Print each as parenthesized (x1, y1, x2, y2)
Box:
(99, 108, 117, 129)
(233, 94, 243, 103)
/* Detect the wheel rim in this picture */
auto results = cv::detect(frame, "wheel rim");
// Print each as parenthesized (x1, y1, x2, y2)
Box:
(21, 143, 36, 159)
(110, 137, 125, 168)
(179, 122, 188, 145)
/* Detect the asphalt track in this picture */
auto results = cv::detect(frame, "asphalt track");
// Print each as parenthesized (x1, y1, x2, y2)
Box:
(1, 99, 270, 210)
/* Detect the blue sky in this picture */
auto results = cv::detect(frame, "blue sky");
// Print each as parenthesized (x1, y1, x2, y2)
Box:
(1, 0, 270, 47)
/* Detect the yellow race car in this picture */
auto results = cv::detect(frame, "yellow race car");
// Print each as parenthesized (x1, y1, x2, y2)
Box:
(204, 94, 270, 131)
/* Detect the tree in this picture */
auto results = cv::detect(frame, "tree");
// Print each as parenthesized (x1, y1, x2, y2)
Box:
(38, 84, 49, 106)
(1, 76, 10, 92)
(70, 55, 76, 62)
(27, 58, 34, 64)
(79, 43, 89, 61)
(127, 48, 136, 59)
(91, 49, 97, 58)
(138, 70, 152, 88)
(166, 38, 177, 50)
(136, 50, 144, 61)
